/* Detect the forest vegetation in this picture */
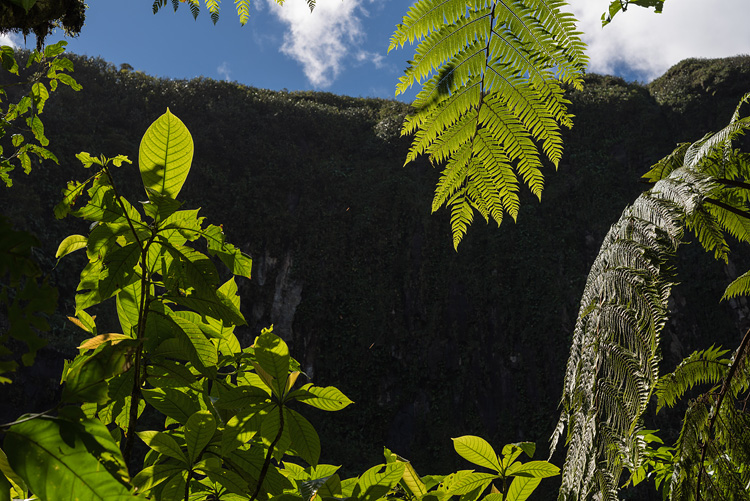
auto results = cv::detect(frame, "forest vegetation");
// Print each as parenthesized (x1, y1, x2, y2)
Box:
(1, 0, 750, 500)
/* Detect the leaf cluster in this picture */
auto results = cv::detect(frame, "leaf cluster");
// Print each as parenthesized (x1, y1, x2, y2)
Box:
(0, 41, 81, 187)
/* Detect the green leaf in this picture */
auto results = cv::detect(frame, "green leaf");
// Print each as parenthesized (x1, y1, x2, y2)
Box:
(131, 464, 184, 494)
(504, 476, 541, 501)
(0, 448, 24, 500)
(292, 384, 353, 411)
(284, 408, 320, 466)
(141, 387, 200, 424)
(452, 436, 502, 472)
(357, 462, 405, 501)
(4, 417, 136, 501)
(62, 341, 137, 404)
(170, 314, 218, 369)
(215, 385, 271, 410)
(203, 467, 249, 496)
(254, 328, 290, 391)
(505, 461, 559, 479)
(139, 109, 194, 198)
(185, 410, 216, 465)
(137, 431, 188, 464)
(448, 472, 497, 495)
(56, 234, 87, 259)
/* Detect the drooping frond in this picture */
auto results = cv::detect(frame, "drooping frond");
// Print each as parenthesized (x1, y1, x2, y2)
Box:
(152, 0, 280, 25)
(390, 0, 587, 249)
(553, 94, 750, 501)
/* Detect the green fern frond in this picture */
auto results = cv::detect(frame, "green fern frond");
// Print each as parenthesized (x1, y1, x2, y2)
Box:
(655, 346, 730, 412)
(642, 143, 690, 183)
(234, 0, 250, 25)
(391, 0, 586, 248)
(723, 269, 750, 300)
(204, 0, 220, 24)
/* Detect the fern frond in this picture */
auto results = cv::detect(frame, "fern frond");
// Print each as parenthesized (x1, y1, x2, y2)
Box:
(235, 0, 249, 25)
(555, 95, 750, 499)
(391, 0, 586, 247)
(655, 346, 730, 412)
(723, 269, 750, 300)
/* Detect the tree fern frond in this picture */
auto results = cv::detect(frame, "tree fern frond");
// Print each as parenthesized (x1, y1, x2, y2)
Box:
(152, 0, 168, 15)
(685, 206, 730, 262)
(234, 0, 250, 25)
(723, 269, 750, 300)
(730, 92, 750, 124)
(392, 0, 586, 247)
(554, 164, 715, 499)
(655, 346, 730, 412)
(556, 94, 750, 497)
(642, 143, 691, 183)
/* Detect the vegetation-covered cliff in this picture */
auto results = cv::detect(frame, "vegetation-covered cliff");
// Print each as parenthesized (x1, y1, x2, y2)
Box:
(2, 53, 749, 482)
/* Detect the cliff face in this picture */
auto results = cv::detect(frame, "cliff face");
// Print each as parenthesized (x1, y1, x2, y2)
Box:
(2, 54, 750, 476)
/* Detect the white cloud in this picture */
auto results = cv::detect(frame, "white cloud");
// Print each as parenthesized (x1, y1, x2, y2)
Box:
(266, 0, 374, 87)
(569, 0, 750, 81)
(0, 32, 20, 48)
(217, 61, 232, 81)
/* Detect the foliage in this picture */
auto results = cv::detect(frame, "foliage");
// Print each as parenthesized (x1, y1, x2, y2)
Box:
(388, 0, 588, 249)
(553, 93, 750, 500)
(0, 109, 560, 500)
(0, 0, 85, 47)
(151, 0, 315, 26)
(0, 41, 78, 384)
(0, 41, 81, 187)
(602, 0, 666, 25)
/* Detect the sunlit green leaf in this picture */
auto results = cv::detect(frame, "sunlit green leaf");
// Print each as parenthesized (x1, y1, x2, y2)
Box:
(284, 408, 320, 466)
(4, 417, 136, 500)
(185, 410, 216, 465)
(139, 109, 194, 198)
(137, 431, 188, 464)
(453, 436, 502, 472)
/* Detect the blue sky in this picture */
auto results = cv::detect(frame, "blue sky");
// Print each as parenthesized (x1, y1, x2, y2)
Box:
(3, 0, 750, 100)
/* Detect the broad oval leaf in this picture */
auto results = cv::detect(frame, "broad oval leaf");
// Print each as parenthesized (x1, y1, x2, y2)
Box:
(185, 410, 216, 464)
(452, 436, 502, 472)
(139, 109, 194, 199)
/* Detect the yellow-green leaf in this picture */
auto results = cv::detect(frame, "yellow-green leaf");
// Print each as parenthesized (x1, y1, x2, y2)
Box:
(139, 109, 194, 199)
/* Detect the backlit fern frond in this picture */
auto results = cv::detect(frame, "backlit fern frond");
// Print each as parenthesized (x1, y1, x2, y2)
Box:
(390, 0, 587, 249)
(553, 94, 750, 500)
(153, 0, 278, 25)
